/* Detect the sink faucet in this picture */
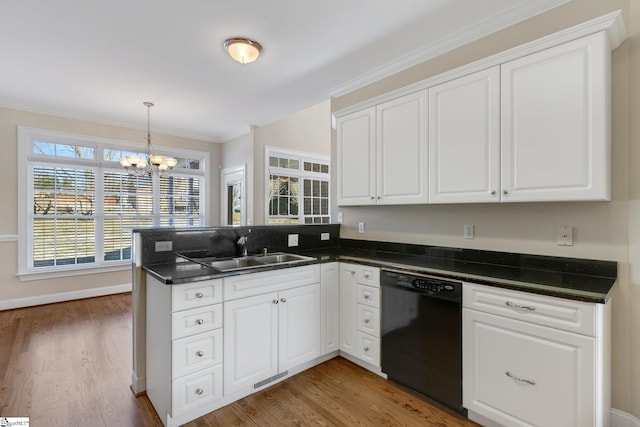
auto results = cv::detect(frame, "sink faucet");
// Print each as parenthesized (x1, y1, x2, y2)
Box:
(237, 228, 251, 256)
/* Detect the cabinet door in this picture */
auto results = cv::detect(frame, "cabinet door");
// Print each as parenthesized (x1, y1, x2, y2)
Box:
(278, 284, 321, 372)
(336, 107, 376, 205)
(501, 32, 610, 202)
(429, 67, 500, 203)
(320, 263, 340, 355)
(463, 308, 596, 427)
(339, 264, 358, 356)
(223, 292, 278, 395)
(377, 90, 429, 204)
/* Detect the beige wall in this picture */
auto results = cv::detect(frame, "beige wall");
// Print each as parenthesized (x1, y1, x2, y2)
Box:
(333, 0, 639, 417)
(0, 107, 220, 304)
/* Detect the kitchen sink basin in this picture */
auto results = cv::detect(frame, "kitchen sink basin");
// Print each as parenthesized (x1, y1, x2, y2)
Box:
(183, 252, 315, 272)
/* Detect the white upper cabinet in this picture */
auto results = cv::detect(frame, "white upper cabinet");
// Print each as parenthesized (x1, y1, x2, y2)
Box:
(336, 107, 376, 205)
(501, 32, 610, 202)
(428, 66, 501, 203)
(336, 91, 428, 206)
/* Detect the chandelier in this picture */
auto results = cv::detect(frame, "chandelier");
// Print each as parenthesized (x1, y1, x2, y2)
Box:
(119, 102, 177, 176)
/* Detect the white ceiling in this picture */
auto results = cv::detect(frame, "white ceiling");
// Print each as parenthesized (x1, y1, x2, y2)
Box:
(0, 0, 568, 143)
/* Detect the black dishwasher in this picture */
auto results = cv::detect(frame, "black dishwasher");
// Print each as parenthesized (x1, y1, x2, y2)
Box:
(381, 269, 465, 415)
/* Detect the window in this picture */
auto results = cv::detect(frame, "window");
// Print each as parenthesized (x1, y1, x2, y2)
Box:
(266, 148, 330, 224)
(18, 127, 209, 279)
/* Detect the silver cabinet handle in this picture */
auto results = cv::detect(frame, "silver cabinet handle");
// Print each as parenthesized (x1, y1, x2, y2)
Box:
(491, 190, 496, 195)
(280, 298, 287, 303)
(273, 299, 279, 304)
(195, 292, 204, 299)
(350, 271, 356, 275)
(364, 274, 370, 279)
(364, 319, 370, 324)
(377, 196, 381, 199)
(505, 301, 536, 311)
(370, 196, 374, 200)
(195, 388, 204, 395)
(364, 347, 369, 352)
(364, 294, 370, 299)
(503, 190, 508, 195)
(196, 350, 204, 357)
(196, 319, 204, 325)
(505, 371, 536, 385)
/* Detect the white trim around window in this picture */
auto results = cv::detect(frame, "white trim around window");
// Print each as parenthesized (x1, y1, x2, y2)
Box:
(17, 126, 211, 280)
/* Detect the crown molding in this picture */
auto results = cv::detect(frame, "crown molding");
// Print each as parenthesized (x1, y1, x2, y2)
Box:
(333, 9, 626, 119)
(329, 0, 571, 98)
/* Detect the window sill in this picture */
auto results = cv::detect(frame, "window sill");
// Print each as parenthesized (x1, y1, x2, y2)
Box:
(17, 263, 131, 282)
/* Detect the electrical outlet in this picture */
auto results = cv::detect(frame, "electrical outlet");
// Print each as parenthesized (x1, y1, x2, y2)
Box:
(321, 232, 330, 241)
(358, 222, 365, 234)
(337, 212, 343, 223)
(288, 234, 299, 247)
(464, 224, 475, 240)
(155, 241, 173, 252)
(557, 226, 573, 246)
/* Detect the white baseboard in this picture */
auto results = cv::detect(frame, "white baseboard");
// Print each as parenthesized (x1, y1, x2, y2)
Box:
(0, 283, 132, 311)
(613, 409, 640, 427)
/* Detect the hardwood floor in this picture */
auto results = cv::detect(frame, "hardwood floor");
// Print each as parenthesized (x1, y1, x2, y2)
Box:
(0, 293, 478, 426)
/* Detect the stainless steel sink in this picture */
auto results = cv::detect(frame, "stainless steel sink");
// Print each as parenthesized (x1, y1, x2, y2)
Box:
(184, 252, 315, 272)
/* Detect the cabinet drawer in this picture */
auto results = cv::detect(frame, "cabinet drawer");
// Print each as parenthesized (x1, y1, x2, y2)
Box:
(463, 282, 596, 336)
(463, 308, 595, 427)
(172, 279, 223, 312)
(172, 304, 223, 340)
(357, 304, 380, 337)
(172, 364, 223, 416)
(357, 266, 380, 287)
(356, 331, 380, 367)
(356, 284, 380, 308)
(223, 265, 320, 300)
(172, 329, 223, 379)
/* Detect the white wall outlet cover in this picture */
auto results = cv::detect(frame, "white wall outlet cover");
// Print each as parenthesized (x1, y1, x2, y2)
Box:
(155, 241, 173, 252)
(321, 232, 330, 241)
(288, 234, 299, 247)
(556, 226, 573, 246)
(337, 212, 343, 223)
(358, 222, 365, 233)
(464, 224, 475, 239)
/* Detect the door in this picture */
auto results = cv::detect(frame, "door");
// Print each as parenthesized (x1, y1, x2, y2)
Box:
(223, 292, 278, 394)
(339, 264, 358, 356)
(221, 165, 246, 225)
(320, 263, 340, 355)
(377, 90, 429, 204)
(278, 283, 321, 372)
(336, 107, 376, 205)
(463, 308, 596, 427)
(501, 32, 610, 202)
(429, 67, 500, 203)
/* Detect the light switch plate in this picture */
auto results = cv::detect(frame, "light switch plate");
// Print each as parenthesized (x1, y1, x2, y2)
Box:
(155, 241, 173, 252)
(358, 222, 365, 234)
(464, 224, 475, 239)
(556, 226, 573, 246)
(288, 234, 299, 247)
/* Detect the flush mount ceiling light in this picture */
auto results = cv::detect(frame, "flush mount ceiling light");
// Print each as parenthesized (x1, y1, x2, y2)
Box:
(223, 37, 262, 64)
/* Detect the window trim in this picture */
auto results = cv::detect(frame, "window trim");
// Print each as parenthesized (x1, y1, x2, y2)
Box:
(17, 126, 210, 280)
(264, 145, 330, 225)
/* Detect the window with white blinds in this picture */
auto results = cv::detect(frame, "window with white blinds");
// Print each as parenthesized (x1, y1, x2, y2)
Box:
(18, 127, 208, 279)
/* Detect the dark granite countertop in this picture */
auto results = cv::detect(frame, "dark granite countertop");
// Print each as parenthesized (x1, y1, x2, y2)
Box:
(143, 245, 616, 304)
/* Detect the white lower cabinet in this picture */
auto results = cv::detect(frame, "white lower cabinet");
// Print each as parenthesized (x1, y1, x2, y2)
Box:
(463, 282, 610, 427)
(223, 268, 321, 396)
(145, 275, 224, 427)
(339, 263, 381, 369)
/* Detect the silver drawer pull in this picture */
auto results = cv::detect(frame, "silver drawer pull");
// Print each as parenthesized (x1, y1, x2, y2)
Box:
(196, 319, 204, 325)
(505, 301, 536, 311)
(195, 388, 204, 395)
(195, 292, 204, 299)
(273, 299, 279, 304)
(280, 298, 287, 303)
(196, 350, 204, 357)
(364, 319, 370, 324)
(364, 294, 370, 299)
(364, 274, 370, 279)
(505, 371, 536, 385)
(364, 347, 369, 352)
